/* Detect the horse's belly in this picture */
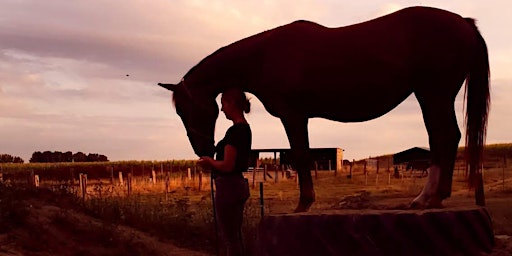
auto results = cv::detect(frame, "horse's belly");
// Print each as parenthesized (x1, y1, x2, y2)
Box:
(307, 93, 411, 122)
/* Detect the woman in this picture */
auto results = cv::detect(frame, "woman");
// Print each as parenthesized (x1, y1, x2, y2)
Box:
(197, 88, 251, 256)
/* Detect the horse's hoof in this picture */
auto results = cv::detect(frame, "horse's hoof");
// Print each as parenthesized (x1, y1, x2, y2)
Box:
(409, 197, 444, 209)
(409, 200, 426, 209)
(294, 197, 315, 213)
(425, 197, 444, 209)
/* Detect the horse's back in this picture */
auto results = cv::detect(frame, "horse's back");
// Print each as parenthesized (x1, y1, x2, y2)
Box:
(253, 7, 478, 121)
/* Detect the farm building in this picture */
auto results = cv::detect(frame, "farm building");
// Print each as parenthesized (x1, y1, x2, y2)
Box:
(393, 147, 431, 172)
(249, 148, 344, 171)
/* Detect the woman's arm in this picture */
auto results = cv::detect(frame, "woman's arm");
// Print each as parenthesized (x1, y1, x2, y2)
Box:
(197, 145, 237, 173)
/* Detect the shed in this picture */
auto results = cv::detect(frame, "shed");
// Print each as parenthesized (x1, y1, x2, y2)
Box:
(250, 148, 344, 171)
(393, 147, 430, 165)
(393, 147, 431, 173)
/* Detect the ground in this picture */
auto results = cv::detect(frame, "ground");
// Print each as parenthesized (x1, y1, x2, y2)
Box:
(0, 187, 210, 256)
(1, 170, 511, 255)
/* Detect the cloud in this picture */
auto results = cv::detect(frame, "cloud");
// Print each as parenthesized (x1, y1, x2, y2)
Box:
(1, 0, 511, 162)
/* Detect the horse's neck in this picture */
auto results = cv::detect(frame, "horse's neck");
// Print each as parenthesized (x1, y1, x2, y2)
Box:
(185, 31, 269, 95)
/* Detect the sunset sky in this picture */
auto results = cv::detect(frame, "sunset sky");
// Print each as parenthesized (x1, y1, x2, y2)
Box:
(1, 0, 511, 162)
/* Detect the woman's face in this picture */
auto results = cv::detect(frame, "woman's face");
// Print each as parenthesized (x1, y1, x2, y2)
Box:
(220, 95, 234, 120)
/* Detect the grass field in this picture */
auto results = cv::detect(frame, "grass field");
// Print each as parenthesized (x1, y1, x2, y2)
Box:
(1, 145, 512, 255)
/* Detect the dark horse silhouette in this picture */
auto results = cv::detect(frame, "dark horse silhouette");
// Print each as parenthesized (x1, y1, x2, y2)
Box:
(159, 7, 489, 212)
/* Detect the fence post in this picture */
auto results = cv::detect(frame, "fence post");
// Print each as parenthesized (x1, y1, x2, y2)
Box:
(79, 173, 87, 201)
(187, 168, 192, 180)
(263, 165, 267, 182)
(165, 172, 170, 200)
(127, 173, 132, 197)
(119, 172, 124, 186)
(349, 160, 354, 179)
(152, 170, 157, 185)
(252, 167, 256, 189)
(34, 175, 40, 188)
(109, 166, 114, 185)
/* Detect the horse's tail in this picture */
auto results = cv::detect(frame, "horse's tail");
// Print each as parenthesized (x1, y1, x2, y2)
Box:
(464, 18, 490, 192)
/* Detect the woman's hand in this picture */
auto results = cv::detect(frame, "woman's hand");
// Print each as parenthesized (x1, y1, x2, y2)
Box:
(197, 156, 214, 169)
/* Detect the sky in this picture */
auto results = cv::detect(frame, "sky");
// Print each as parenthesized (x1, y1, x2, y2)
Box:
(1, 0, 511, 162)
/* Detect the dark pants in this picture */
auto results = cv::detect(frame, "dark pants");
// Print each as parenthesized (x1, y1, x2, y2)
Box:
(214, 175, 250, 256)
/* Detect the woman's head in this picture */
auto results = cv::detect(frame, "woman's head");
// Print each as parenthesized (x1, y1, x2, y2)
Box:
(221, 88, 250, 120)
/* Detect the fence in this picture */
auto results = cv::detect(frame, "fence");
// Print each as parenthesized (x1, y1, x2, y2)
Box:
(1, 155, 510, 201)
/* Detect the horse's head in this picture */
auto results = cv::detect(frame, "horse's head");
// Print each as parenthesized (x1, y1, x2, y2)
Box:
(159, 81, 219, 157)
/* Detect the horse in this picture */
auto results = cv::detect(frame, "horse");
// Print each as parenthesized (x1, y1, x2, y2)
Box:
(158, 6, 490, 212)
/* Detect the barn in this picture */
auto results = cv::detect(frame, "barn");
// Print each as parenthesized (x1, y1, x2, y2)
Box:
(250, 148, 344, 171)
(393, 147, 431, 172)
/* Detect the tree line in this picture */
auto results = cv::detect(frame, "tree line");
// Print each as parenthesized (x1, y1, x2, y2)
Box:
(29, 151, 109, 163)
(0, 154, 24, 163)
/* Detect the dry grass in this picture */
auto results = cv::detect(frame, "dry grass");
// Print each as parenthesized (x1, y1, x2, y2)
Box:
(1, 156, 511, 255)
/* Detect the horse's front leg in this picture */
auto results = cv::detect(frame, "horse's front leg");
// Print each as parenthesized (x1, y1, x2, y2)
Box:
(281, 116, 315, 212)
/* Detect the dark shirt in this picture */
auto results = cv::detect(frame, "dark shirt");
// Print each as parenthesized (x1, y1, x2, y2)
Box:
(214, 123, 252, 178)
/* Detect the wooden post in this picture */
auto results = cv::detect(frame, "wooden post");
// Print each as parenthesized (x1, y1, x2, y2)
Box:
(365, 171, 368, 186)
(263, 165, 267, 182)
(34, 175, 40, 188)
(187, 168, 192, 180)
(110, 166, 114, 185)
(388, 172, 391, 185)
(348, 159, 354, 179)
(165, 172, 170, 192)
(127, 173, 132, 197)
(328, 160, 331, 171)
(252, 167, 256, 189)
(152, 170, 157, 185)
(118, 172, 124, 186)
(79, 173, 87, 201)
(375, 173, 379, 185)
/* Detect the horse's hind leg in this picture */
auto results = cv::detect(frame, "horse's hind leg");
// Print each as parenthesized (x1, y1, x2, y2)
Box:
(412, 94, 461, 208)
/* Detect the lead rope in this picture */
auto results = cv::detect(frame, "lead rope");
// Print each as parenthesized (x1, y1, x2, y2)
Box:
(210, 173, 220, 256)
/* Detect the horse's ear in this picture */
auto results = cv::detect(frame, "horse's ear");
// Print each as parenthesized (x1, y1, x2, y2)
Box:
(157, 83, 178, 91)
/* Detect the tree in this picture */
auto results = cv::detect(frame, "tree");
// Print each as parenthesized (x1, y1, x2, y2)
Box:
(73, 152, 87, 162)
(0, 154, 24, 163)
